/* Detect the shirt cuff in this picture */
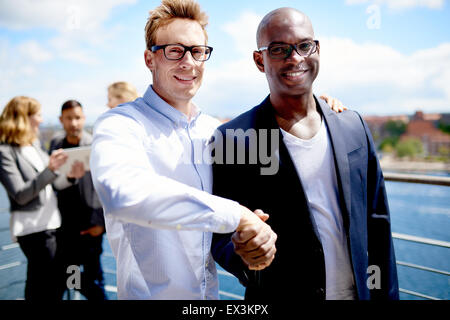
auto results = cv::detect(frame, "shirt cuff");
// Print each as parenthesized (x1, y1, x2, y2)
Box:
(207, 195, 242, 234)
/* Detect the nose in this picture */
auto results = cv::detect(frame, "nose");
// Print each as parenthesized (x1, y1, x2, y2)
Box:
(287, 49, 306, 63)
(179, 50, 197, 68)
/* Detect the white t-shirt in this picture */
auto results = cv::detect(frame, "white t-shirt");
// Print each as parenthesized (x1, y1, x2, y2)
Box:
(281, 119, 356, 300)
(9, 145, 61, 242)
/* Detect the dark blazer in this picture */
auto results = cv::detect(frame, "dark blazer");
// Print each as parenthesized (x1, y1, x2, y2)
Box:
(49, 131, 104, 228)
(211, 95, 399, 300)
(0, 141, 57, 212)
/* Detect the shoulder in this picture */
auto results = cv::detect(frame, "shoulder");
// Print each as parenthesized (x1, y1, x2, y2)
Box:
(0, 143, 14, 156)
(49, 132, 65, 148)
(335, 109, 370, 137)
(93, 100, 149, 138)
(95, 100, 143, 127)
(80, 131, 93, 145)
(217, 106, 260, 133)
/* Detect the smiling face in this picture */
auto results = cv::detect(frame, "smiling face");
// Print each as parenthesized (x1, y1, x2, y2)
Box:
(144, 18, 206, 110)
(254, 9, 320, 100)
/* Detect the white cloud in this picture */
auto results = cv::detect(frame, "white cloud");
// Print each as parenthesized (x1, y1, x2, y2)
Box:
(345, 0, 446, 10)
(198, 11, 450, 117)
(0, 0, 143, 124)
(221, 11, 262, 55)
(0, 0, 137, 31)
(316, 38, 450, 114)
(18, 40, 53, 63)
(196, 12, 267, 116)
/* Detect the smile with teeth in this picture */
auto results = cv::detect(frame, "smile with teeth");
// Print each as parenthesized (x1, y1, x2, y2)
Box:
(284, 70, 308, 77)
(174, 75, 196, 81)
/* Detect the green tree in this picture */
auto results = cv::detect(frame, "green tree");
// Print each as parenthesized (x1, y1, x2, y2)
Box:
(438, 121, 450, 134)
(379, 137, 398, 153)
(395, 138, 423, 158)
(384, 120, 407, 137)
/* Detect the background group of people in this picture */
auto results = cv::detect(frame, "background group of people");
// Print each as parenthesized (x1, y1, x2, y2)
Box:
(0, 82, 138, 300)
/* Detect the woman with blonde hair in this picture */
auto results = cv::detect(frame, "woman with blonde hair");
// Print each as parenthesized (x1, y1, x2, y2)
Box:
(107, 81, 139, 108)
(0, 96, 68, 300)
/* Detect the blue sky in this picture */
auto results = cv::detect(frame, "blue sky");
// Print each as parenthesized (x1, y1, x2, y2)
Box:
(0, 0, 449, 125)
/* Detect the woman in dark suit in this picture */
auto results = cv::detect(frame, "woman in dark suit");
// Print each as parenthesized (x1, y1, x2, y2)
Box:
(0, 96, 68, 300)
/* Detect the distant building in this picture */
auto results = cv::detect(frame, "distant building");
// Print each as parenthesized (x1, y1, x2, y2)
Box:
(400, 111, 450, 156)
(363, 114, 409, 143)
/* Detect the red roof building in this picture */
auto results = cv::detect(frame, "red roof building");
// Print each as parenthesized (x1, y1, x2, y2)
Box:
(401, 111, 450, 156)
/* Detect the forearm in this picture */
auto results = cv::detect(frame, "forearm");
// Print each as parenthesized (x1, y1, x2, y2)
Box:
(90, 118, 242, 233)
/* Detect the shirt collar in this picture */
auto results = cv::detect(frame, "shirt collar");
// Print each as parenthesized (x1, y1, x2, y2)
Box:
(143, 85, 202, 127)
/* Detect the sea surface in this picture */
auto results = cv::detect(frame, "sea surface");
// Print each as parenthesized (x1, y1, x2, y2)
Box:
(0, 175, 449, 300)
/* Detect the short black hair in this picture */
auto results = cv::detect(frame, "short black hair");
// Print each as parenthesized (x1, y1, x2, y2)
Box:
(61, 100, 82, 113)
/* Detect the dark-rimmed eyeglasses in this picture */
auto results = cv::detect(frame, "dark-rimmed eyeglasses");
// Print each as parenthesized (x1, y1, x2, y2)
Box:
(151, 44, 213, 62)
(258, 40, 319, 60)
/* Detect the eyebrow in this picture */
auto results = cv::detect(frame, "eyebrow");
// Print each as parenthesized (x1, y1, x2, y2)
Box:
(269, 38, 313, 46)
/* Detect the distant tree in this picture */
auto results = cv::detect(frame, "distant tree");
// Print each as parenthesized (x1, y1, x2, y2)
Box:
(384, 120, 407, 138)
(395, 138, 423, 158)
(438, 146, 449, 157)
(379, 137, 398, 153)
(438, 121, 450, 134)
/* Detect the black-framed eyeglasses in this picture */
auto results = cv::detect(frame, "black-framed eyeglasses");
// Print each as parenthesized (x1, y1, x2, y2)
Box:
(258, 40, 319, 60)
(151, 44, 213, 62)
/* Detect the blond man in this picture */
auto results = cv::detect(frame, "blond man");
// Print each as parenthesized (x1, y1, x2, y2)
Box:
(90, 0, 276, 300)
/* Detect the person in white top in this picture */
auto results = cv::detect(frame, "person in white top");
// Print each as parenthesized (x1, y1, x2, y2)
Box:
(211, 7, 399, 301)
(90, 0, 278, 300)
(0, 96, 81, 300)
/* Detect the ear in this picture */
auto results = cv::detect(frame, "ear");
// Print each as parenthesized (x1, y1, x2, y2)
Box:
(144, 49, 155, 71)
(59, 115, 63, 124)
(253, 51, 265, 73)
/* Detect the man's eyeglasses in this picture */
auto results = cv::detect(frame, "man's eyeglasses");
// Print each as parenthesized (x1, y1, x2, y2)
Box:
(151, 44, 213, 62)
(258, 40, 319, 60)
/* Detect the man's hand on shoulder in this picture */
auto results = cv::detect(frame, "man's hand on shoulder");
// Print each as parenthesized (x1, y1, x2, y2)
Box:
(320, 94, 348, 113)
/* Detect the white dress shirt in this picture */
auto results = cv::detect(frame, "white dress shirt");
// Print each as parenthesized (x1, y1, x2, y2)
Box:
(90, 85, 242, 300)
(281, 120, 356, 300)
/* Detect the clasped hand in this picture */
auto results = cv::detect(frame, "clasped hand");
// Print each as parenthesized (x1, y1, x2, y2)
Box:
(234, 207, 277, 271)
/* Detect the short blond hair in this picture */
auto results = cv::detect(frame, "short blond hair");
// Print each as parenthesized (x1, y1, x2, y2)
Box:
(144, 0, 209, 50)
(108, 82, 139, 102)
(0, 96, 41, 146)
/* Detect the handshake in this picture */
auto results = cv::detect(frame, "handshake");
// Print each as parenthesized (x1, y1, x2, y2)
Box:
(234, 206, 278, 271)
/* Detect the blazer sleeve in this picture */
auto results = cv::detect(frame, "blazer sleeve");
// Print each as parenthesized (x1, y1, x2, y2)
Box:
(359, 114, 400, 300)
(0, 146, 57, 206)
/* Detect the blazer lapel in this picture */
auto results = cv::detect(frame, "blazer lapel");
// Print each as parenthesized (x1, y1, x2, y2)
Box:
(18, 141, 49, 173)
(316, 96, 352, 227)
(255, 97, 324, 243)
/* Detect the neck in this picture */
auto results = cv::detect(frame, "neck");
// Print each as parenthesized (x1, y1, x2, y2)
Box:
(151, 85, 194, 120)
(66, 134, 81, 145)
(271, 91, 317, 122)
(174, 101, 194, 120)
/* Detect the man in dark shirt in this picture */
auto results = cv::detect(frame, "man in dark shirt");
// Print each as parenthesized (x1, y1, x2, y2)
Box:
(50, 100, 106, 300)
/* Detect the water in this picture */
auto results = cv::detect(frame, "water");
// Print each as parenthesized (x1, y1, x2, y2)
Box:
(0, 179, 449, 300)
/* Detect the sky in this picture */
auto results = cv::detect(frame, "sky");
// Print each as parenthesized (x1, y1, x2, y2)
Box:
(0, 0, 449, 125)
